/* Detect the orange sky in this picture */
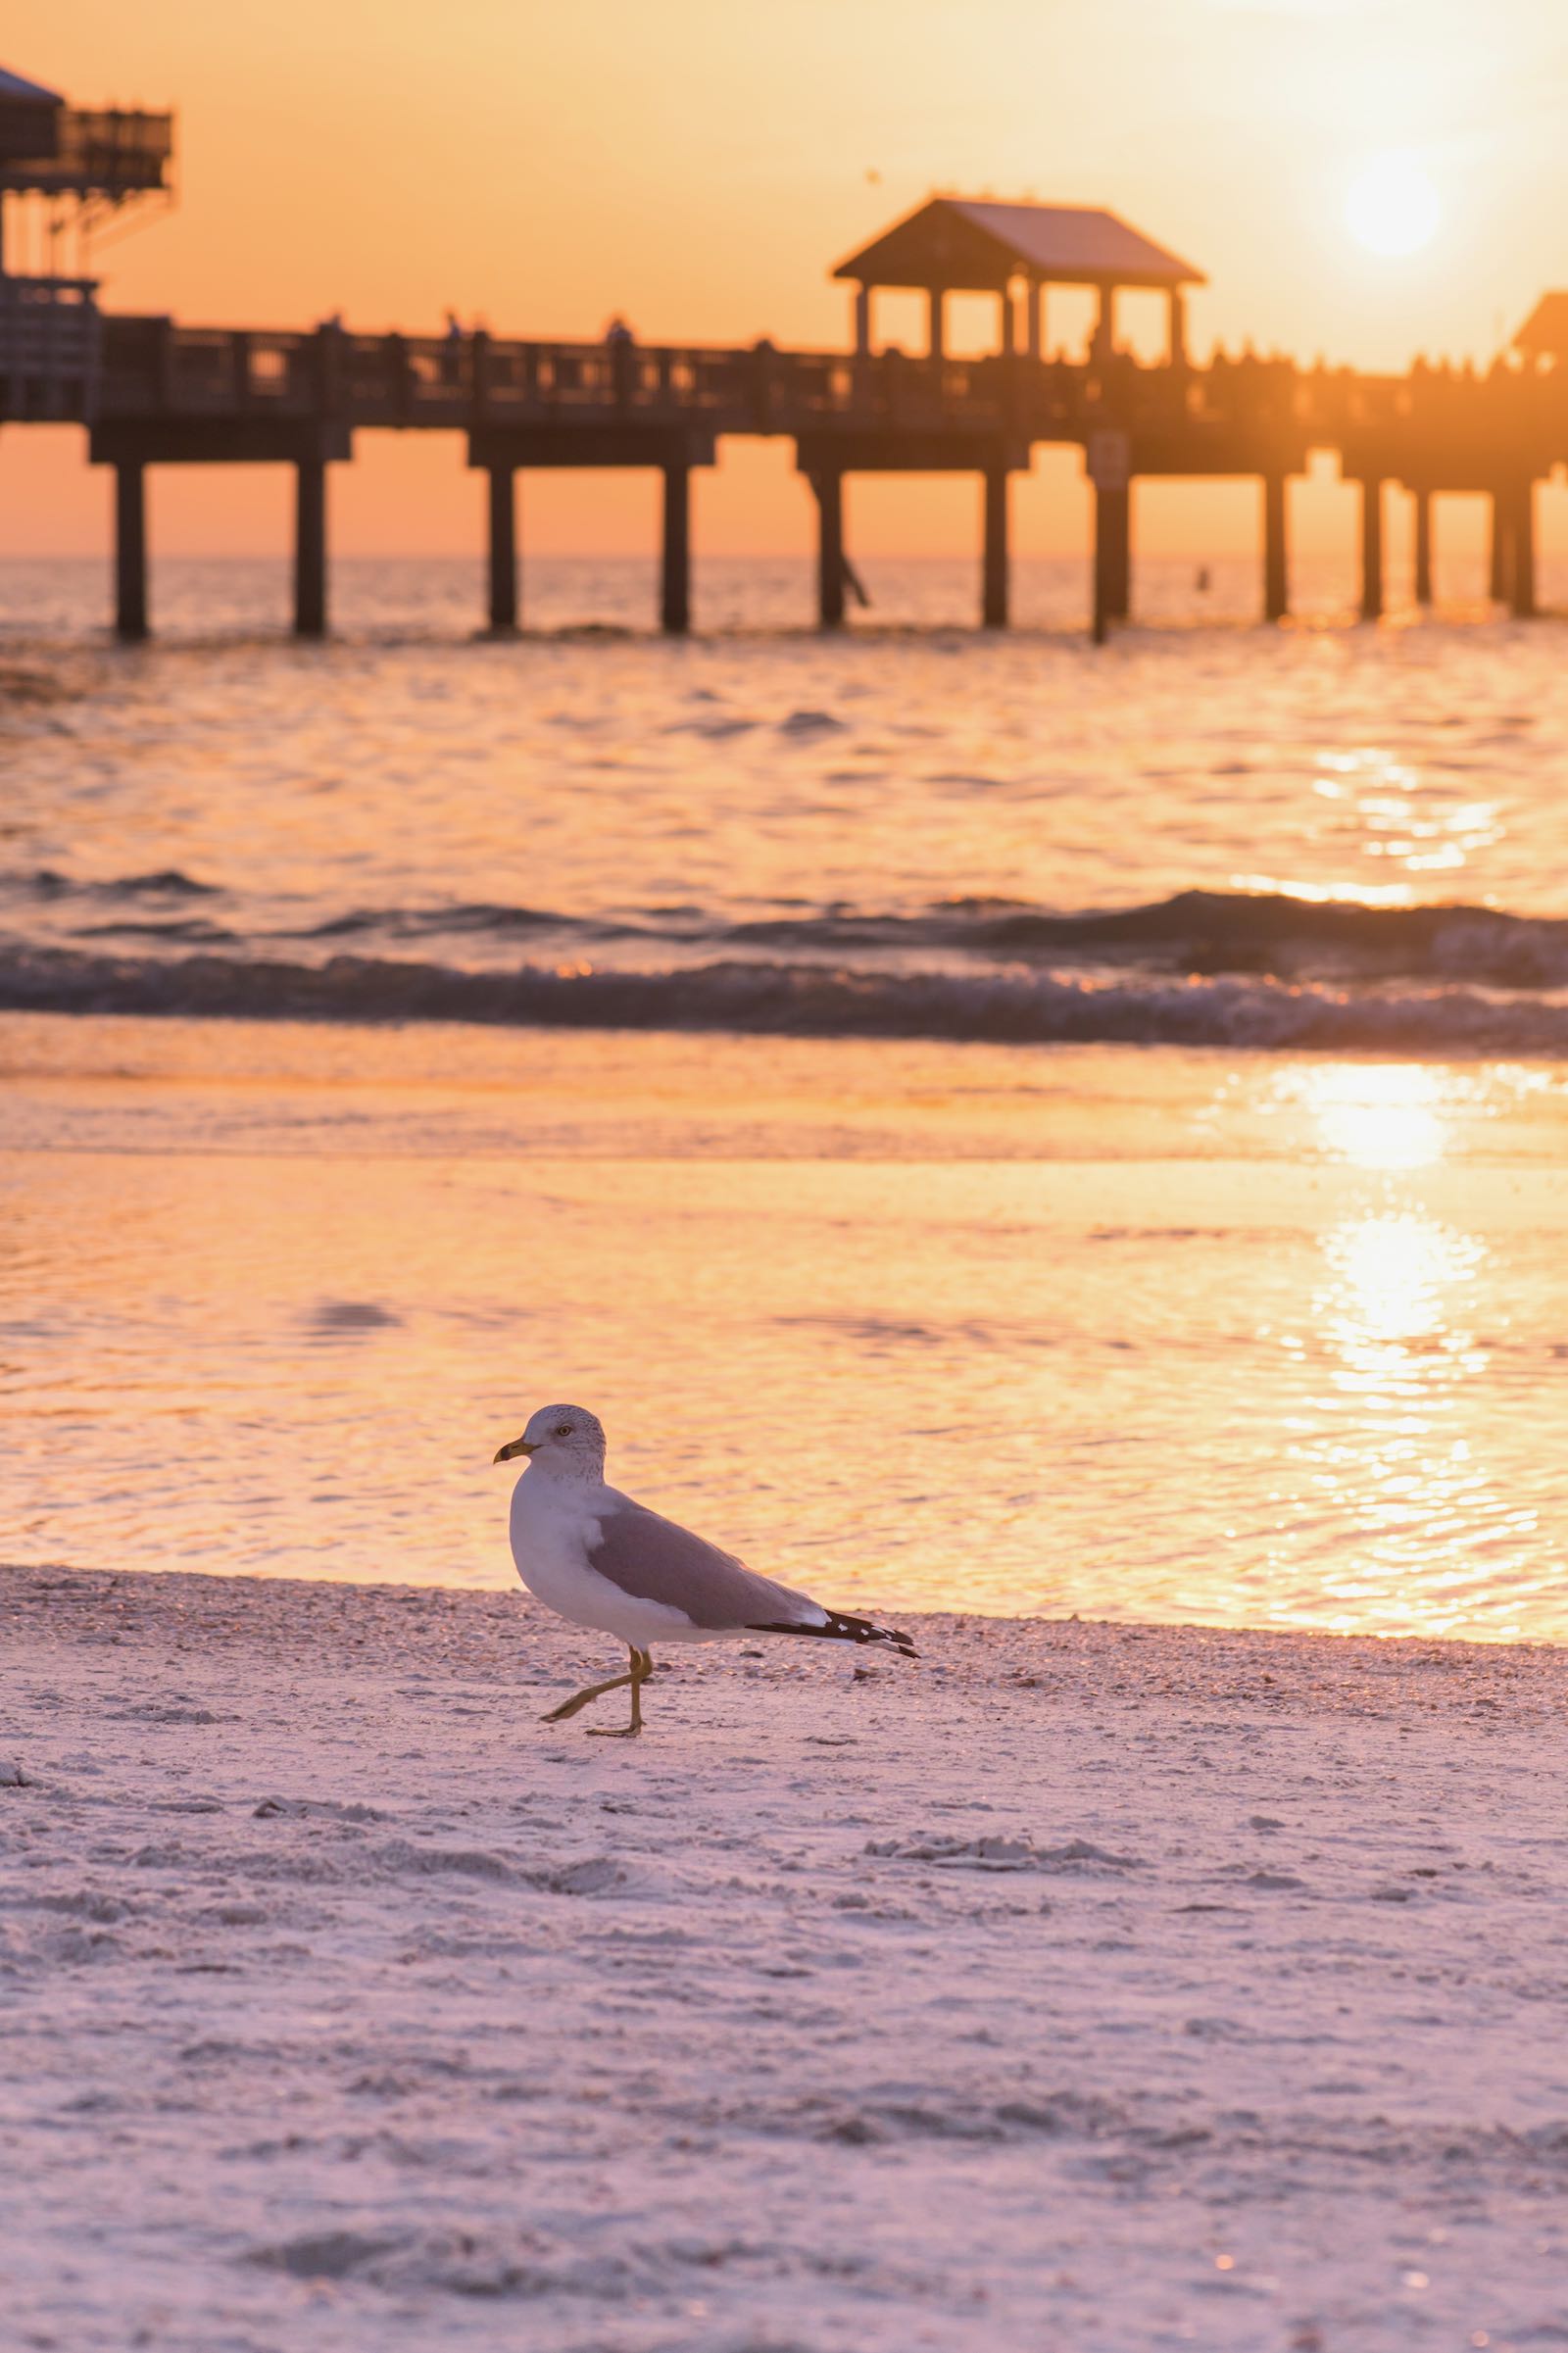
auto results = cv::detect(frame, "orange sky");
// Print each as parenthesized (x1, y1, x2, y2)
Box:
(4, 0, 1567, 560)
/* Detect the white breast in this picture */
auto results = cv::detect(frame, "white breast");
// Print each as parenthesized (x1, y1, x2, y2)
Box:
(508, 1474, 706, 1645)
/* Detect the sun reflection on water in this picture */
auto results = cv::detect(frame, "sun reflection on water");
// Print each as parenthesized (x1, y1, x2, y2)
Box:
(1322, 1210, 1485, 1364)
(1293, 1205, 1509, 1636)
(1251, 1060, 1531, 1637)
(1309, 746, 1501, 881)
(1299, 1060, 1448, 1170)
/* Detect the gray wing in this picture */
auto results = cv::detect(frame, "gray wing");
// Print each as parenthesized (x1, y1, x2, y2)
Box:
(585, 1490, 825, 1632)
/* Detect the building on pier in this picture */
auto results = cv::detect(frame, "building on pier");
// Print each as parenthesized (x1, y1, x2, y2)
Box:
(0, 61, 172, 423)
(832, 195, 1205, 365)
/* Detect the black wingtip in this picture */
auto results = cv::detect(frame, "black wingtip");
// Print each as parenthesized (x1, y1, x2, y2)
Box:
(748, 1611, 919, 1659)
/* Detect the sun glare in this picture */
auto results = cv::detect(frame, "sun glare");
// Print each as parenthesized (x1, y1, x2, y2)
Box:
(1345, 153, 1442, 258)
(1298, 1063, 1447, 1172)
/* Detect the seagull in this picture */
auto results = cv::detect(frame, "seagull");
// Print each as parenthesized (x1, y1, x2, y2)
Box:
(494, 1403, 916, 1736)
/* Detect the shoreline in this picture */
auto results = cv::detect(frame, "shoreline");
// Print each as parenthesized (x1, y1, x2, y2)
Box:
(6, 1561, 1568, 2349)
(11, 1554, 1568, 1652)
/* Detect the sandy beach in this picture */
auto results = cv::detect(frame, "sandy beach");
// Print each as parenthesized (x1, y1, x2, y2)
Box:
(15, 2, 1568, 2343)
(5, 1561, 1566, 2351)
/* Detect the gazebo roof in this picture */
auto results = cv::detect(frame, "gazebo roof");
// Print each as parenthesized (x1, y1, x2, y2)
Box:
(1515, 292, 1568, 359)
(0, 65, 64, 107)
(833, 197, 1205, 292)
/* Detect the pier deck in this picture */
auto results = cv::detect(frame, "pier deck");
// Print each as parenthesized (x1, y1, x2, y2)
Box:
(9, 311, 1566, 637)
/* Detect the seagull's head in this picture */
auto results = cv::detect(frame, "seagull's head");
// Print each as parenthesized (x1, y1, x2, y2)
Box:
(494, 1404, 607, 1479)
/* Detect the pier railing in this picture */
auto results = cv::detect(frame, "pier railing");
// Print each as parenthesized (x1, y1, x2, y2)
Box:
(90, 316, 1565, 483)
(0, 275, 102, 421)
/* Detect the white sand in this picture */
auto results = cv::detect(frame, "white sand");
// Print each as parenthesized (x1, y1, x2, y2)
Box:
(4, 1565, 1566, 2351)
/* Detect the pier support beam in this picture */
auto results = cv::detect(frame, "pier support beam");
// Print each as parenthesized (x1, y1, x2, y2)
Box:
(1092, 486, 1128, 643)
(1413, 488, 1433, 607)
(1358, 475, 1384, 621)
(466, 424, 714, 640)
(1488, 494, 1507, 603)
(294, 459, 328, 639)
(661, 464, 691, 635)
(798, 431, 1025, 634)
(1507, 480, 1537, 618)
(114, 462, 149, 643)
(1262, 472, 1289, 622)
(981, 466, 1009, 628)
(812, 469, 846, 629)
(92, 420, 353, 644)
(486, 465, 518, 633)
(1096, 485, 1131, 620)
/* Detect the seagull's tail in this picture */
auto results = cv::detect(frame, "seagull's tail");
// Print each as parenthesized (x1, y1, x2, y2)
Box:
(748, 1610, 918, 1660)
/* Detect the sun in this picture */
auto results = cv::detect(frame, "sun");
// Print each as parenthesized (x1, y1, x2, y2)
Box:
(1345, 152, 1442, 258)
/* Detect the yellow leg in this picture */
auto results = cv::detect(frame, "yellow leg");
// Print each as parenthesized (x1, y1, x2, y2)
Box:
(541, 1661, 634, 1724)
(586, 1646, 653, 1739)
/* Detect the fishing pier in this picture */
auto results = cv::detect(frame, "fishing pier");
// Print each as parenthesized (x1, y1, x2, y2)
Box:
(3, 68, 1567, 642)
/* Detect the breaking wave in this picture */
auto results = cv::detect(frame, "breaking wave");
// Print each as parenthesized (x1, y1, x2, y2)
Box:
(5, 940, 1568, 1055)
(10, 878, 1568, 1053)
(11, 867, 221, 902)
(717, 889, 1568, 992)
(15, 875, 1568, 990)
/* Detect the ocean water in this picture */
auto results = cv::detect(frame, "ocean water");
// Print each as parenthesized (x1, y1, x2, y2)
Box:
(4, 555, 1568, 1640)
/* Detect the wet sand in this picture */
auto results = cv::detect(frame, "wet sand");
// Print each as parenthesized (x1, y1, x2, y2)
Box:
(9, 1016, 1568, 1642)
(4, 1561, 1566, 2350)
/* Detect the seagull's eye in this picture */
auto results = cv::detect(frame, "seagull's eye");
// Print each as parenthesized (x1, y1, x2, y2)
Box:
(553, 1423, 573, 1438)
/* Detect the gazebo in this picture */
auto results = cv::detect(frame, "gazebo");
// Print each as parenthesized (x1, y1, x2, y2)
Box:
(1514, 292, 1568, 367)
(832, 195, 1205, 365)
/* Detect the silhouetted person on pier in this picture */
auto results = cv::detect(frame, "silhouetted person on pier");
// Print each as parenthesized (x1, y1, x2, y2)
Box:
(605, 317, 636, 402)
(749, 336, 779, 427)
(1408, 352, 1435, 428)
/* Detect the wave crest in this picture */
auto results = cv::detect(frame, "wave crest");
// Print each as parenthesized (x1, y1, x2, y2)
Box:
(4, 942, 1567, 1055)
(15, 876, 1568, 993)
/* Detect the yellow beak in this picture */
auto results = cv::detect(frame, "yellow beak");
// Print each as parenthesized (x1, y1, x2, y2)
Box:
(493, 1438, 537, 1463)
